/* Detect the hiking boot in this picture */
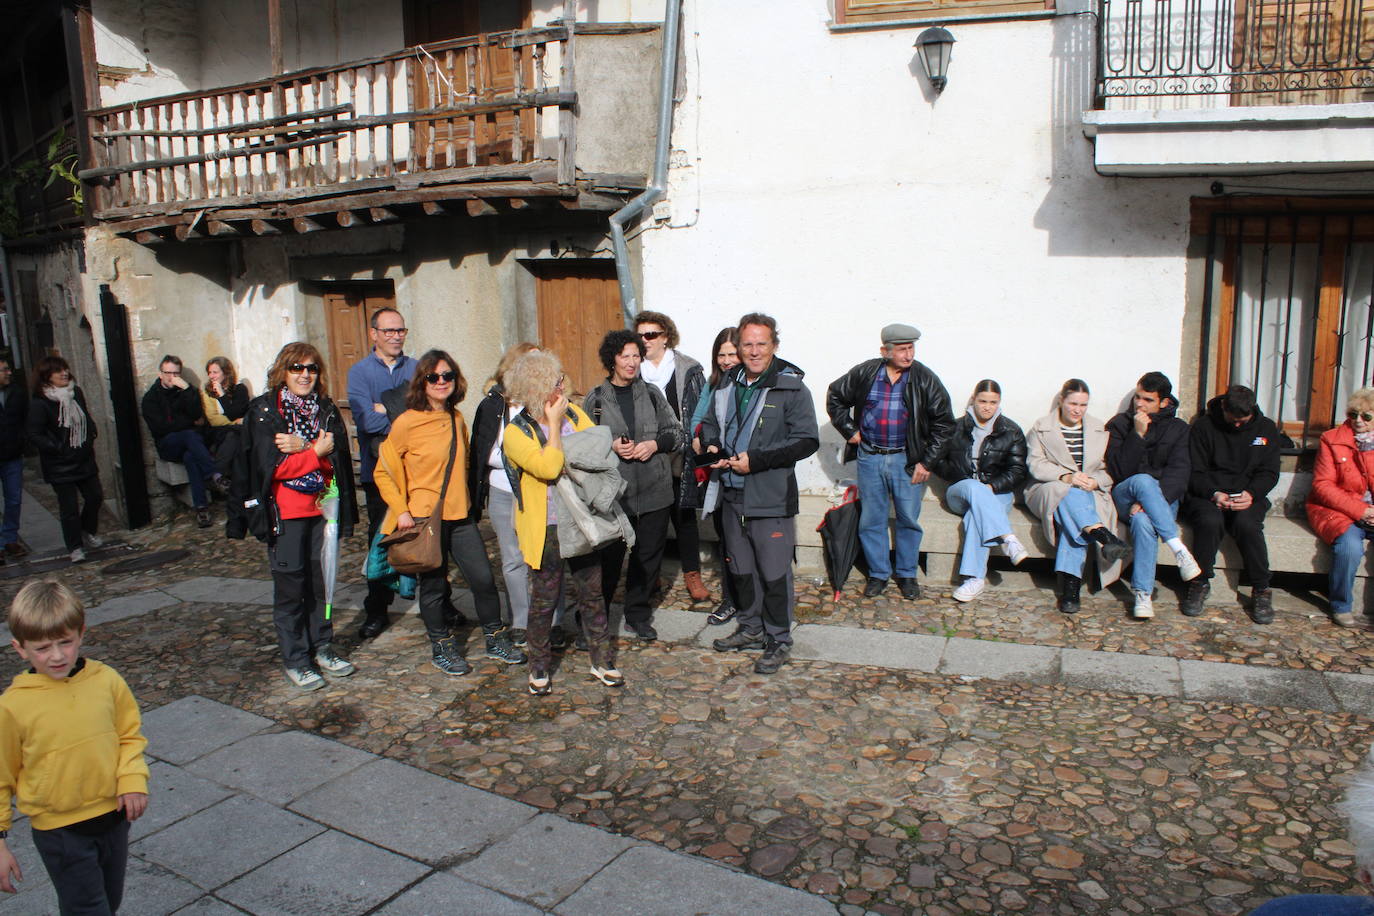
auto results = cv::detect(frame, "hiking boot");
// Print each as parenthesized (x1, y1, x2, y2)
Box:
(1180, 580, 1209, 618)
(707, 601, 737, 626)
(753, 641, 791, 675)
(1086, 526, 1130, 563)
(509, 627, 528, 648)
(683, 570, 710, 601)
(628, 620, 657, 641)
(713, 628, 766, 652)
(314, 645, 356, 677)
(284, 666, 325, 691)
(863, 577, 887, 598)
(896, 577, 921, 599)
(952, 577, 985, 602)
(1173, 545, 1202, 581)
(483, 626, 526, 665)
(1057, 573, 1081, 615)
(1001, 535, 1029, 566)
(196, 508, 213, 528)
(1250, 588, 1274, 625)
(1132, 589, 1154, 619)
(430, 637, 471, 676)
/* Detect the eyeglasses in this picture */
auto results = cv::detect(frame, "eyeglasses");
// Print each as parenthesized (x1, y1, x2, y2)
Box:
(375, 327, 408, 337)
(160, 368, 181, 375)
(425, 371, 456, 384)
(288, 363, 320, 375)
(638, 330, 665, 341)
(555, 375, 566, 390)
(1349, 410, 1374, 423)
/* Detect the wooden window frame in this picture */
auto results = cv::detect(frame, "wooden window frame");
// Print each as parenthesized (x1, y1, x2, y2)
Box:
(836, 0, 1054, 25)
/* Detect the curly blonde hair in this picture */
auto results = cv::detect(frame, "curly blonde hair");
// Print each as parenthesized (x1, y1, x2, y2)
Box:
(1348, 388, 1374, 416)
(504, 350, 564, 412)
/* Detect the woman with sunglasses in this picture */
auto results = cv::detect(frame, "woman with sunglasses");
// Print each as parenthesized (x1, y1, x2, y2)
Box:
(689, 327, 742, 625)
(227, 343, 358, 691)
(26, 356, 102, 563)
(375, 350, 525, 675)
(1307, 389, 1374, 627)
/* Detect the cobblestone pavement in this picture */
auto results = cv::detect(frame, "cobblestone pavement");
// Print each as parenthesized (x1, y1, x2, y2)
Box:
(4, 490, 1374, 914)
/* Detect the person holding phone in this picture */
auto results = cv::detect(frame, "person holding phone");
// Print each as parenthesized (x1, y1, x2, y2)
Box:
(1181, 385, 1282, 623)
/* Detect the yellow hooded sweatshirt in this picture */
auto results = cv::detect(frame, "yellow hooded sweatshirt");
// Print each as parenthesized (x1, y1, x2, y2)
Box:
(0, 658, 149, 831)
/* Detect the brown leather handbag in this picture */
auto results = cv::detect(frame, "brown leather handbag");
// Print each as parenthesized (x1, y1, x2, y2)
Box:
(378, 414, 457, 575)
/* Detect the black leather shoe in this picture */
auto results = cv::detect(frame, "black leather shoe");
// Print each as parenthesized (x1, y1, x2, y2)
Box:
(863, 577, 888, 598)
(628, 620, 658, 641)
(1057, 572, 1081, 615)
(753, 641, 791, 674)
(358, 616, 389, 639)
(1250, 588, 1275, 624)
(896, 577, 921, 600)
(1180, 581, 1209, 618)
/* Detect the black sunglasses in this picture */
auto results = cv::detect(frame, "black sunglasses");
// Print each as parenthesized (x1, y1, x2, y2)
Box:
(1349, 410, 1374, 423)
(425, 371, 457, 384)
(639, 330, 665, 341)
(288, 363, 319, 375)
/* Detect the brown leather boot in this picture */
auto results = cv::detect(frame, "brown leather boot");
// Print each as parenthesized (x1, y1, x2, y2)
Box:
(683, 570, 710, 601)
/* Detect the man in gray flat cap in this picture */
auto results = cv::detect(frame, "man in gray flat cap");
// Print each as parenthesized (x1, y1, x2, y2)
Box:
(826, 323, 954, 599)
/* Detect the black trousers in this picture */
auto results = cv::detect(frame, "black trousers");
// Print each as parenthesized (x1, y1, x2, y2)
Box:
(51, 475, 103, 552)
(669, 476, 701, 574)
(416, 519, 502, 640)
(601, 506, 671, 626)
(361, 482, 395, 619)
(31, 815, 130, 916)
(1183, 495, 1272, 589)
(269, 515, 332, 668)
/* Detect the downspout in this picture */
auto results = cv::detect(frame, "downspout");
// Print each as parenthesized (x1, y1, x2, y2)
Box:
(609, 0, 682, 323)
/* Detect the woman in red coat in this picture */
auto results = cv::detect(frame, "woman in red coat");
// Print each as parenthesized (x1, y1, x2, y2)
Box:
(1307, 388, 1374, 626)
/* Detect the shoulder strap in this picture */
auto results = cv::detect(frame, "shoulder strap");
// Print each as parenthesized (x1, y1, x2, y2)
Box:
(437, 412, 459, 512)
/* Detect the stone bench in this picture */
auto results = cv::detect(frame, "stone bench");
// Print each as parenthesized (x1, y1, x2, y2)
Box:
(154, 457, 195, 507)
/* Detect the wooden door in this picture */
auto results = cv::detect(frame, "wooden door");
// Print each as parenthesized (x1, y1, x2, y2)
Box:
(532, 261, 623, 399)
(321, 283, 395, 429)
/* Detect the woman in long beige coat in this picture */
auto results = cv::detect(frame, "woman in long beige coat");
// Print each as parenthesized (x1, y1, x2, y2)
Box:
(1024, 379, 1129, 614)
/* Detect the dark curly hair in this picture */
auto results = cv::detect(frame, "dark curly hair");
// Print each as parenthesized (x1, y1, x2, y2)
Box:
(405, 349, 467, 411)
(598, 329, 644, 373)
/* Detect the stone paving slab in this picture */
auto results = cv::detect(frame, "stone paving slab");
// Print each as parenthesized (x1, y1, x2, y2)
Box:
(620, 607, 708, 643)
(791, 623, 944, 672)
(375, 871, 544, 915)
(132, 761, 236, 841)
(171, 899, 248, 915)
(131, 794, 326, 890)
(289, 757, 538, 864)
(121, 858, 205, 915)
(939, 637, 1061, 683)
(185, 730, 376, 805)
(1061, 648, 1183, 696)
(453, 812, 640, 908)
(555, 844, 839, 916)
(1181, 658, 1340, 711)
(142, 695, 275, 765)
(88, 589, 181, 627)
(1325, 671, 1374, 715)
(216, 830, 428, 916)
(162, 576, 274, 605)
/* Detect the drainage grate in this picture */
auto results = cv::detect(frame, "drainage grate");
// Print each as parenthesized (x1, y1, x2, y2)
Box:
(101, 550, 191, 575)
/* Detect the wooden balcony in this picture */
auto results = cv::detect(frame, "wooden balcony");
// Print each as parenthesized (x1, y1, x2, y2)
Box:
(79, 24, 648, 242)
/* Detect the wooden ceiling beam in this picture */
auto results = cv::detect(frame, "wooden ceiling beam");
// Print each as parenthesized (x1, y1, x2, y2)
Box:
(250, 219, 281, 235)
(466, 199, 498, 218)
(368, 207, 397, 223)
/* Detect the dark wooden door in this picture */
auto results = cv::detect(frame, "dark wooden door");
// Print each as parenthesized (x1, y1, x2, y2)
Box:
(532, 261, 623, 399)
(321, 283, 395, 429)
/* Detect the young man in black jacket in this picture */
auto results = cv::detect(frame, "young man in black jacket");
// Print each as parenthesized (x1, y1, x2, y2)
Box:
(1106, 371, 1202, 619)
(0, 356, 27, 560)
(139, 355, 224, 527)
(1181, 385, 1282, 623)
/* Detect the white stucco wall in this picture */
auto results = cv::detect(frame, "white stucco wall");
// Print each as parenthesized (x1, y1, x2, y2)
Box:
(634, 0, 1373, 491)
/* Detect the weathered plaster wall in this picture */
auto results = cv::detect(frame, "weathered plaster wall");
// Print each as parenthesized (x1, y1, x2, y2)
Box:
(575, 32, 661, 178)
(92, 0, 201, 106)
(637, 0, 1374, 492)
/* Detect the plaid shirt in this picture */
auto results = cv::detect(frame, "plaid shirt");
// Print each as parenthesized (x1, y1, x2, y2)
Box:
(860, 369, 909, 449)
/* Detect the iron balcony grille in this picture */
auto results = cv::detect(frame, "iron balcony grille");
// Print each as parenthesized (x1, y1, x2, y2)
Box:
(1096, 0, 1374, 102)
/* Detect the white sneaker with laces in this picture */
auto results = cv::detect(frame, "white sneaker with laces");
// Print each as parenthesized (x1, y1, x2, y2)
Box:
(314, 646, 356, 677)
(83, 532, 105, 549)
(1174, 546, 1202, 581)
(1132, 589, 1154, 619)
(69, 547, 86, 563)
(284, 667, 325, 690)
(953, 578, 986, 602)
(1002, 535, 1029, 566)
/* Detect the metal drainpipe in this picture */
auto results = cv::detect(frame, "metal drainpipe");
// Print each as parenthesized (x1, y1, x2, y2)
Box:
(609, 0, 682, 323)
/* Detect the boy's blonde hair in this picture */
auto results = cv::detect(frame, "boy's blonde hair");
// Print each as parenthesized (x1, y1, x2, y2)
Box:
(8, 580, 85, 643)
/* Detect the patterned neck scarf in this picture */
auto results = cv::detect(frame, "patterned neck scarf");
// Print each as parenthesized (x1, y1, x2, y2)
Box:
(278, 388, 325, 493)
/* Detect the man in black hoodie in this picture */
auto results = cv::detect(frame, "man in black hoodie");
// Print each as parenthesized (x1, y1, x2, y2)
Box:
(1106, 371, 1202, 619)
(1181, 385, 1282, 623)
(140, 355, 223, 527)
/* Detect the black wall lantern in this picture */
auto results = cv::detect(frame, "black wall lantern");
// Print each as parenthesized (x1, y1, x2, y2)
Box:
(914, 27, 956, 93)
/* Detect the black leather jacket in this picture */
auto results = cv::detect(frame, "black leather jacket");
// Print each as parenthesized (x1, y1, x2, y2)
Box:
(933, 413, 1028, 495)
(27, 387, 98, 484)
(826, 358, 955, 473)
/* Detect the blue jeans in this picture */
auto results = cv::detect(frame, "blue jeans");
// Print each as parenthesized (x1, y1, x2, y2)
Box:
(1330, 523, 1374, 615)
(1054, 487, 1103, 577)
(857, 449, 924, 580)
(1112, 474, 1179, 594)
(156, 429, 217, 509)
(945, 478, 1014, 579)
(0, 457, 21, 547)
(1249, 895, 1374, 916)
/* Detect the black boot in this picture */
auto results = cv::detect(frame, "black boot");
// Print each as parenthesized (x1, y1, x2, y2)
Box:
(483, 624, 526, 665)
(1085, 526, 1130, 563)
(1057, 573, 1081, 615)
(430, 637, 471, 676)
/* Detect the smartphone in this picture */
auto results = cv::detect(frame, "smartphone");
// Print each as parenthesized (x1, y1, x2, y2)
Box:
(1229, 492, 1244, 501)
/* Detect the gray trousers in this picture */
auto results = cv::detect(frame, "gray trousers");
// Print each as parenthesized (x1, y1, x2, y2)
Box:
(489, 486, 562, 628)
(720, 491, 796, 646)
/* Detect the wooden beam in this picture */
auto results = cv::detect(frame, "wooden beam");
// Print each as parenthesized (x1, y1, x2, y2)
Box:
(335, 210, 360, 228)
(206, 220, 239, 236)
(174, 223, 202, 241)
(368, 207, 397, 223)
(557, 191, 625, 212)
(292, 216, 324, 233)
(466, 199, 498, 218)
(250, 219, 280, 235)
(134, 230, 165, 245)
(508, 199, 530, 210)
(268, 0, 284, 75)
(421, 201, 447, 216)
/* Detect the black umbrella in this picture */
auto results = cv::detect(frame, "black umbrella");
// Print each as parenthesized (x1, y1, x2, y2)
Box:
(816, 485, 864, 601)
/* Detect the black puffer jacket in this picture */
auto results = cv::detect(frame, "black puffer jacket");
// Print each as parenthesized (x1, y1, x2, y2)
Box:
(468, 384, 507, 521)
(27, 387, 98, 484)
(140, 381, 204, 440)
(826, 358, 955, 474)
(226, 389, 358, 543)
(1105, 404, 1191, 504)
(933, 412, 1028, 495)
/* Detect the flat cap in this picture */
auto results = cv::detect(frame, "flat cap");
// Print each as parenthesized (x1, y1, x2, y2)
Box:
(881, 323, 921, 345)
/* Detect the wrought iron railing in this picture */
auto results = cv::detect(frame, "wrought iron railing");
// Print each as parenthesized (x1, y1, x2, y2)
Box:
(1097, 0, 1374, 103)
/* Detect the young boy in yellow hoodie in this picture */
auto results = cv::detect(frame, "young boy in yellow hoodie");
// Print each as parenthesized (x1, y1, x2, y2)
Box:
(0, 579, 149, 911)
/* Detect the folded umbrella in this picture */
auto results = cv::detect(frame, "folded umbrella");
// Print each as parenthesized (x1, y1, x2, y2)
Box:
(816, 485, 863, 601)
(317, 478, 340, 620)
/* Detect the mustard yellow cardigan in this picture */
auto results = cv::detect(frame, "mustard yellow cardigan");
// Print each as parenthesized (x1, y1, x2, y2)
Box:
(503, 404, 594, 569)
(374, 408, 470, 533)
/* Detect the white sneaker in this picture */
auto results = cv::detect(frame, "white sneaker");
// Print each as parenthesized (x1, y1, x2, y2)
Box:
(69, 547, 86, 563)
(1133, 589, 1154, 619)
(83, 532, 105, 549)
(314, 646, 356, 677)
(1002, 535, 1029, 566)
(953, 578, 986, 602)
(284, 667, 325, 691)
(1174, 546, 1202, 581)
